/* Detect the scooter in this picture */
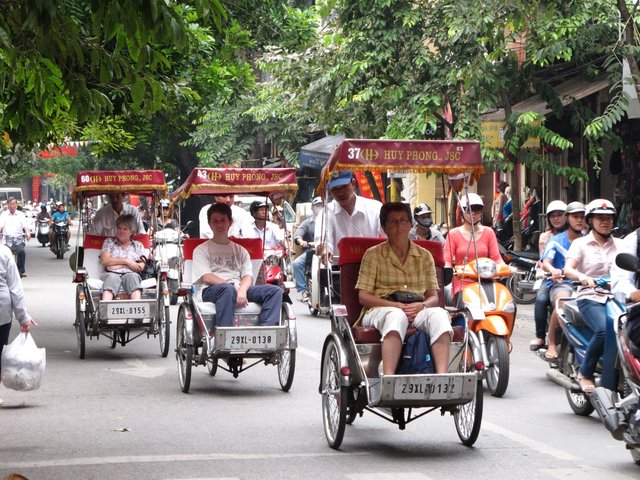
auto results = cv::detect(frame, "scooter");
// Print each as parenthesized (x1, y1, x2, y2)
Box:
(588, 253, 640, 464)
(545, 276, 618, 416)
(36, 219, 50, 247)
(51, 221, 69, 259)
(506, 249, 540, 305)
(263, 247, 294, 300)
(454, 258, 515, 397)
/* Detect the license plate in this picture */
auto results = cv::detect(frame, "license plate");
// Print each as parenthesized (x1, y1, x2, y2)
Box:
(106, 303, 151, 319)
(394, 376, 463, 400)
(223, 329, 277, 350)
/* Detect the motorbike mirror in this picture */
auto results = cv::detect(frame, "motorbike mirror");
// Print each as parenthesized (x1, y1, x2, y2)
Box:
(182, 220, 195, 230)
(616, 253, 640, 272)
(443, 267, 454, 286)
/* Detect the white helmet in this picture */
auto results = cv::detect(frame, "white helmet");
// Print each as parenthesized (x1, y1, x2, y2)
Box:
(546, 200, 567, 216)
(586, 199, 616, 220)
(459, 193, 484, 209)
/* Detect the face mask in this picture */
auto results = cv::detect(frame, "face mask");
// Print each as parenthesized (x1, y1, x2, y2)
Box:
(416, 216, 433, 228)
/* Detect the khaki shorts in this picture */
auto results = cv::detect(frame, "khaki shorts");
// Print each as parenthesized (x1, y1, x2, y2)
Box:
(362, 306, 452, 344)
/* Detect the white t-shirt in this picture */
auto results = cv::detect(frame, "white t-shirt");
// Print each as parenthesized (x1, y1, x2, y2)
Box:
(191, 240, 252, 287)
(239, 218, 284, 249)
(199, 204, 248, 239)
(89, 203, 145, 236)
(0, 210, 28, 239)
(314, 195, 383, 256)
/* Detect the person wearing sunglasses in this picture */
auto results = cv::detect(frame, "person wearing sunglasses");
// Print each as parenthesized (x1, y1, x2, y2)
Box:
(443, 192, 504, 298)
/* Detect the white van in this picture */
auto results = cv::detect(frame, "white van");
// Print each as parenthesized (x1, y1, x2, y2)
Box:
(0, 187, 24, 204)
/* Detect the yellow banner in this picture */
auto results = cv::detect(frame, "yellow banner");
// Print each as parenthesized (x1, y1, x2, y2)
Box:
(481, 121, 540, 149)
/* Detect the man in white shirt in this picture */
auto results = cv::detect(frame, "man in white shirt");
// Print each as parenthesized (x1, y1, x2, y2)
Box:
(89, 192, 145, 236)
(612, 228, 640, 303)
(314, 171, 383, 258)
(199, 194, 249, 238)
(0, 197, 31, 277)
(240, 201, 286, 250)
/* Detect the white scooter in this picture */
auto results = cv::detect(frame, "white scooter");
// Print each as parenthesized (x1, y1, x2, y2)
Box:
(36, 219, 50, 246)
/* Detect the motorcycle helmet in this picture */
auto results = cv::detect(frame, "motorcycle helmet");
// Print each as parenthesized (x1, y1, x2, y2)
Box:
(585, 199, 616, 222)
(565, 201, 586, 215)
(160, 199, 170, 209)
(413, 203, 433, 228)
(546, 200, 567, 216)
(250, 200, 268, 217)
(458, 193, 484, 210)
(311, 196, 323, 205)
(40, 203, 47, 210)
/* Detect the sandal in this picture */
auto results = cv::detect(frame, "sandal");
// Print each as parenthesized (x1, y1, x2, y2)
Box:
(577, 374, 595, 393)
(529, 339, 545, 351)
(544, 349, 558, 362)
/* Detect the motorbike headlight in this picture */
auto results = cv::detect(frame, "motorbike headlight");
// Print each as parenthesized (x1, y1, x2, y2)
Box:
(477, 259, 497, 279)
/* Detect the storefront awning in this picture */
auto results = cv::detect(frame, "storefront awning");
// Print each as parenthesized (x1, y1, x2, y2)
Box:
(298, 134, 345, 169)
(481, 77, 609, 121)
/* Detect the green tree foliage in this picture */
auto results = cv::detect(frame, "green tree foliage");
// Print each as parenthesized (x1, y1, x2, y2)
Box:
(0, 0, 225, 150)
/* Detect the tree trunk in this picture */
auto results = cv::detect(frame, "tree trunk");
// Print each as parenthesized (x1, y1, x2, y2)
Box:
(171, 134, 201, 237)
(500, 89, 522, 251)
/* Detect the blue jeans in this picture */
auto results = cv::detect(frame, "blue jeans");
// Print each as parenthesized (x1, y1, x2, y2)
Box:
(577, 299, 607, 379)
(202, 283, 282, 327)
(293, 251, 311, 293)
(534, 284, 550, 340)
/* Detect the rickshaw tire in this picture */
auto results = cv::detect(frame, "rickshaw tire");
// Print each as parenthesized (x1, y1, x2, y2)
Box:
(207, 357, 218, 376)
(455, 378, 483, 447)
(159, 305, 171, 357)
(321, 338, 347, 449)
(278, 349, 296, 391)
(75, 284, 86, 359)
(177, 306, 192, 393)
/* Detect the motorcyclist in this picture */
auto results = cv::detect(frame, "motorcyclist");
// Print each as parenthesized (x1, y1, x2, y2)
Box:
(563, 199, 620, 392)
(241, 200, 286, 250)
(532, 202, 586, 358)
(611, 226, 640, 303)
(157, 199, 178, 230)
(409, 203, 445, 243)
(36, 203, 51, 223)
(530, 200, 568, 351)
(49, 202, 72, 250)
(293, 197, 323, 302)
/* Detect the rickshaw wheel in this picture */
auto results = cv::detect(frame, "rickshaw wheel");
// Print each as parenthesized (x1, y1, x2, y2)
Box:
(454, 376, 483, 446)
(158, 297, 171, 357)
(207, 357, 218, 376)
(321, 338, 347, 449)
(278, 348, 296, 392)
(485, 333, 509, 397)
(176, 305, 192, 393)
(75, 284, 86, 359)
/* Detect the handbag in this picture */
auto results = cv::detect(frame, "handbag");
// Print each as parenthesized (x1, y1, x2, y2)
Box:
(386, 290, 424, 304)
(139, 256, 158, 280)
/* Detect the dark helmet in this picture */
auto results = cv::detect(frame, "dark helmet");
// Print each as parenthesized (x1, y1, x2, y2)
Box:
(40, 203, 47, 210)
(250, 200, 267, 216)
(413, 203, 433, 228)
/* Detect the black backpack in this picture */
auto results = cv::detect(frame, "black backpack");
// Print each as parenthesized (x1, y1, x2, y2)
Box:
(397, 330, 434, 374)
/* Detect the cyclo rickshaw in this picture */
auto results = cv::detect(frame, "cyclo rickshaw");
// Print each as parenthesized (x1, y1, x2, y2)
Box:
(170, 167, 297, 393)
(317, 139, 485, 448)
(71, 170, 171, 359)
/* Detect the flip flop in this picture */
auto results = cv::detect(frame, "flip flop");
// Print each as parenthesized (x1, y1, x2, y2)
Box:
(578, 374, 595, 393)
(544, 350, 558, 362)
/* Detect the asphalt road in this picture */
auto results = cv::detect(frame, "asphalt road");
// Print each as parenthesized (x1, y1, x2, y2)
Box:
(1, 235, 639, 480)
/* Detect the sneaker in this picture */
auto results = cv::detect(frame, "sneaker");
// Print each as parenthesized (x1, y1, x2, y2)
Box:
(20, 272, 27, 278)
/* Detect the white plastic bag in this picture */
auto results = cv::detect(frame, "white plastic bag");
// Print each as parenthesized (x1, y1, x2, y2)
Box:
(1, 332, 46, 391)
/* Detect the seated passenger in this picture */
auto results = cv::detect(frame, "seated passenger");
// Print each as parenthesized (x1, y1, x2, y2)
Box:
(99, 214, 148, 301)
(192, 203, 282, 327)
(355, 202, 452, 375)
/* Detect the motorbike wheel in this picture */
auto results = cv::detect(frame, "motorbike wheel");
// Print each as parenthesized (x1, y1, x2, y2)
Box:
(454, 378, 483, 446)
(158, 302, 170, 358)
(75, 284, 86, 359)
(321, 337, 347, 449)
(56, 236, 65, 259)
(207, 357, 218, 376)
(560, 343, 594, 416)
(485, 333, 510, 397)
(631, 447, 640, 465)
(176, 305, 193, 393)
(278, 348, 296, 392)
(506, 270, 536, 304)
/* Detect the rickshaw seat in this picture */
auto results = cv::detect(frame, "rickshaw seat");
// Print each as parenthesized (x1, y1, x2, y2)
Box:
(337, 237, 448, 344)
(82, 234, 156, 292)
(182, 237, 265, 314)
